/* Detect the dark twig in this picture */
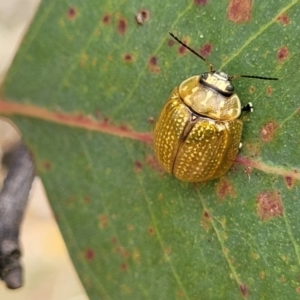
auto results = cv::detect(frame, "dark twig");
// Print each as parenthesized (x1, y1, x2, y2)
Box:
(0, 142, 35, 289)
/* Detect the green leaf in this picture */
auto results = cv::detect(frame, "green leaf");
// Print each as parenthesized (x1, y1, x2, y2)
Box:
(1, 0, 300, 299)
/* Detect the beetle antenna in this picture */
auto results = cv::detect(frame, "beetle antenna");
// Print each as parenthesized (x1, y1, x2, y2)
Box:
(169, 32, 214, 72)
(229, 74, 279, 81)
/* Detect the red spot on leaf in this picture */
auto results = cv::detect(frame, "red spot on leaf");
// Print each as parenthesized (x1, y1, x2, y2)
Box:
(164, 247, 171, 254)
(111, 236, 118, 244)
(260, 121, 279, 142)
(42, 161, 52, 171)
(148, 226, 155, 235)
(227, 0, 252, 23)
(201, 210, 211, 231)
(148, 55, 160, 72)
(99, 214, 108, 228)
(135, 9, 150, 24)
(277, 46, 289, 62)
(194, 0, 208, 5)
(179, 44, 187, 55)
(256, 191, 283, 221)
(168, 39, 175, 46)
(102, 13, 111, 24)
(84, 196, 90, 204)
(216, 179, 236, 200)
(145, 154, 164, 175)
(134, 160, 142, 173)
(240, 283, 248, 297)
(67, 7, 77, 20)
(284, 176, 295, 190)
(120, 262, 128, 271)
(117, 18, 127, 34)
(249, 85, 255, 94)
(84, 248, 95, 261)
(266, 86, 273, 96)
(199, 43, 212, 58)
(277, 13, 290, 25)
(177, 290, 185, 297)
(123, 53, 133, 63)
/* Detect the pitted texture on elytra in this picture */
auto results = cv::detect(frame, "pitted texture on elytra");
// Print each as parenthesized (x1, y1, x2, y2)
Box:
(154, 87, 243, 182)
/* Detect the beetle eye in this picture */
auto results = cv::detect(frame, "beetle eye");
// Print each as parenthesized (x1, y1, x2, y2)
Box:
(201, 72, 208, 80)
(226, 84, 234, 92)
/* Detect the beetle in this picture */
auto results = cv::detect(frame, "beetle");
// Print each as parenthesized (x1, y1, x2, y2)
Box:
(153, 32, 278, 182)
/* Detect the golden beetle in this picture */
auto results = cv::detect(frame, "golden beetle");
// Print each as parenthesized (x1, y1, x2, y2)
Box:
(153, 33, 278, 182)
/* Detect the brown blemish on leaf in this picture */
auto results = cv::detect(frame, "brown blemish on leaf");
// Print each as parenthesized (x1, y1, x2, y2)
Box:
(145, 154, 164, 175)
(102, 13, 111, 24)
(84, 196, 90, 204)
(249, 85, 255, 94)
(148, 55, 160, 72)
(134, 160, 142, 173)
(277, 13, 290, 26)
(111, 236, 118, 244)
(176, 290, 185, 297)
(296, 286, 300, 293)
(227, 0, 252, 23)
(277, 46, 289, 62)
(148, 116, 155, 124)
(128, 224, 134, 231)
(67, 7, 77, 20)
(120, 262, 128, 271)
(80, 52, 88, 67)
(199, 43, 212, 58)
(260, 121, 279, 142)
(239, 283, 248, 297)
(132, 248, 141, 264)
(148, 226, 155, 235)
(280, 276, 286, 283)
(266, 86, 273, 96)
(84, 248, 95, 261)
(284, 176, 295, 189)
(216, 178, 236, 200)
(168, 39, 175, 47)
(245, 142, 260, 158)
(117, 17, 127, 35)
(164, 247, 171, 254)
(42, 161, 52, 171)
(256, 191, 283, 221)
(135, 8, 150, 25)
(123, 53, 133, 63)
(201, 210, 211, 231)
(259, 271, 265, 279)
(194, 0, 208, 5)
(99, 214, 108, 228)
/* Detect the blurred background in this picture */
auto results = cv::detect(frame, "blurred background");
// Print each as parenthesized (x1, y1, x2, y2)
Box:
(0, 1, 88, 299)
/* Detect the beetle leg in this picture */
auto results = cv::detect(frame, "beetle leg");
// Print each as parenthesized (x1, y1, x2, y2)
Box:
(242, 102, 254, 112)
